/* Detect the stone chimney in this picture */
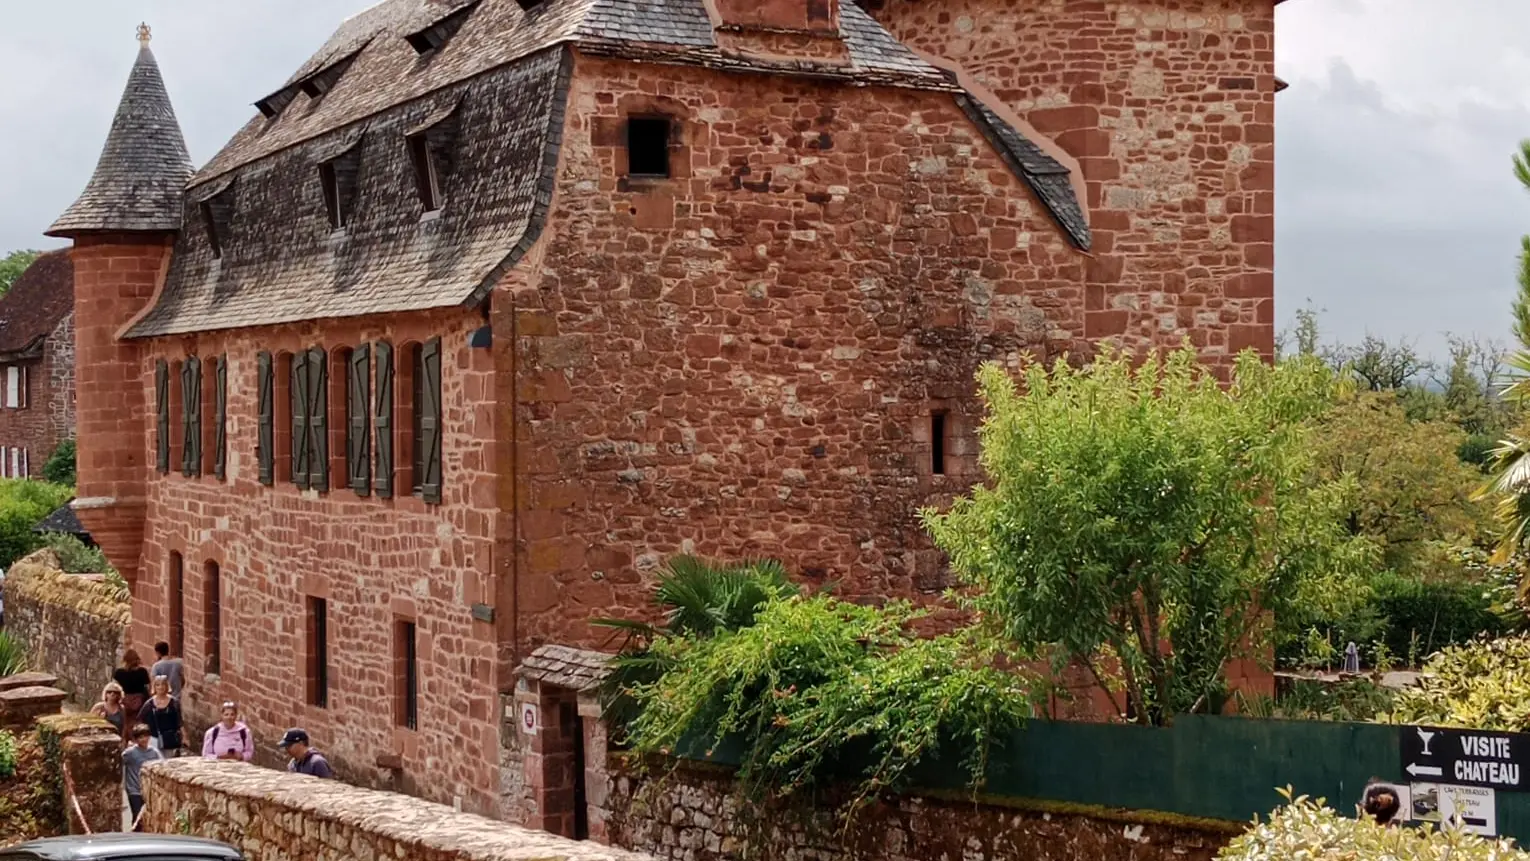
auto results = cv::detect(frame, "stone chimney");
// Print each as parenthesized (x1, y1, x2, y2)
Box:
(45, 24, 192, 587)
(707, 0, 846, 62)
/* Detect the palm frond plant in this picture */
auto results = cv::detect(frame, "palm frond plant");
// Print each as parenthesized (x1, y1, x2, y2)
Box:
(593, 555, 798, 734)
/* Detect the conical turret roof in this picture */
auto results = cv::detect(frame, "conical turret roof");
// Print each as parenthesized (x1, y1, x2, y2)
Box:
(47, 32, 192, 237)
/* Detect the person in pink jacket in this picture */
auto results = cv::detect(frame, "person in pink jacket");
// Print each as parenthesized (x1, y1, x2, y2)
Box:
(202, 701, 255, 762)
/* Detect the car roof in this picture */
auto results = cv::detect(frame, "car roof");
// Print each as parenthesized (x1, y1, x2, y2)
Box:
(0, 834, 242, 860)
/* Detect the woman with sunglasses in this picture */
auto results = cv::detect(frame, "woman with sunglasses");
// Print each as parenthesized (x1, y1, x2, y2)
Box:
(202, 700, 254, 762)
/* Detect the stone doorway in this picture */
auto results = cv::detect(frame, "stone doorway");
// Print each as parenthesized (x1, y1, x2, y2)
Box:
(507, 645, 612, 841)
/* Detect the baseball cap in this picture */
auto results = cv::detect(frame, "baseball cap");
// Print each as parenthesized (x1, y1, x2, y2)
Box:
(278, 728, 309, 749)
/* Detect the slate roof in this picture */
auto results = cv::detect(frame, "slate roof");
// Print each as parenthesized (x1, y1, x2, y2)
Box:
(33, 503, 89, 540)
(195, 0, 953, 185)
(518, 644, 613, 692)
(121, 0, 1089, 335)
(47, 46, 192, 237)
(957, 95, 1093, 251)
(125, 48, 571, 338)
(0, 251, 73, 358)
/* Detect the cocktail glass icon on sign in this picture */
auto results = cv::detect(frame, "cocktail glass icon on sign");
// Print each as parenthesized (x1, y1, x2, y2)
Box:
(1418, 728, 1437, 757)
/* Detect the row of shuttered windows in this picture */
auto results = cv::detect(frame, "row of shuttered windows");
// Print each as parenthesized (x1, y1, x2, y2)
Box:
(153, 337, 444, 504)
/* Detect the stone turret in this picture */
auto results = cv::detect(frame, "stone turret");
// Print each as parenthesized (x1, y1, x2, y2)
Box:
(46, 25, 192, 587)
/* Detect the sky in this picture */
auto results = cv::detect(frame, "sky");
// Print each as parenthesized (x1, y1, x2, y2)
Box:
(1, 1, 1527, 361)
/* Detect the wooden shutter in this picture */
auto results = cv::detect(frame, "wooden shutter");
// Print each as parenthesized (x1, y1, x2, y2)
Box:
(348, 345, 372, 496)
(182, 357, 202, 477)
(214, 356, 228, 481)
(257, 352, 274, 486)
(155, 360, 170, 474)
(420, 337, 443, 504)
(308, 347, 329, 490)
(374, 342, 394, 499)
(292, 350, 311, 490)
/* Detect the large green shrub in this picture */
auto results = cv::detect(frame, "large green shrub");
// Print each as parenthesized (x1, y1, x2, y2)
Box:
(0, 480, 72, 569)
(1220, 791, 1530, 860)
(40, 440, 74, 487)
(1389, 635, 1530, 731)
(620, 595, 1040, 807)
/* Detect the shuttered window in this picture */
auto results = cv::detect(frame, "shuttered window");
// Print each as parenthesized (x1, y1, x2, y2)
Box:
(292, 350, 311, 490)
(307, 346, 329, 490)
(181, 357, 202, 477)
(347, 345, 372, 496)
(257, 352, 274, 486)
(414, 338, 443, 504)
(214, 356, 228, 481)
(155, 360, 170, 474)
(374, 342, 394, 499)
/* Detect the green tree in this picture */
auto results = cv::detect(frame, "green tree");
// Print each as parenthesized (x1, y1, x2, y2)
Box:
(0, 250, 39, 296)
(1305, 392, 1488, 576)
(923, 347, 1375, 725)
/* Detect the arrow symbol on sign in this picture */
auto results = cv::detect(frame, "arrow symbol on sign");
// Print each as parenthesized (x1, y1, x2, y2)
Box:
(1407, 763, 1443, 777)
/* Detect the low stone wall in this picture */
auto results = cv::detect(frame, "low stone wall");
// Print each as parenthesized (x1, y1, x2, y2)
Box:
(3, 550, 128, 702)
(601, 761, 1236, 861)
(142, 758, 656, 861)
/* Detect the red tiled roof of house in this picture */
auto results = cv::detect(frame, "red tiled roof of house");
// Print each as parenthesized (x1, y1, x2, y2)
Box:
(0, 250, 73, 357)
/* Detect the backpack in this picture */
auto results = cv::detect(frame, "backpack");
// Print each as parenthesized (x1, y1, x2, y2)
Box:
(210, 725, 247, 747)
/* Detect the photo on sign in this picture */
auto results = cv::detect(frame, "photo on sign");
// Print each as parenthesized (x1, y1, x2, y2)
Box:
(1408, 782, 1497, 837)
(519, 702, 539, 736)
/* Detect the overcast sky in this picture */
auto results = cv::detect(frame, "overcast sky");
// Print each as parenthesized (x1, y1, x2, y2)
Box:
(2, 1, 1527, 360)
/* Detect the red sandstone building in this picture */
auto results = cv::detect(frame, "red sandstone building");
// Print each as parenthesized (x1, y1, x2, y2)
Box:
(0, 251, 76, 478)
(50, 0, 1281, 827)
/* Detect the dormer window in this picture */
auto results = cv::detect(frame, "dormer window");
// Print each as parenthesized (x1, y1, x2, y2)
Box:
(626, 117, 672, 178)
(199, 178, 237, 259)
(254, 45, 365, 119)
(405, 1, 481, 55)
(407, 133, 442, 213)
(318, 142, 361, 230)
(405, 101, 460, 215)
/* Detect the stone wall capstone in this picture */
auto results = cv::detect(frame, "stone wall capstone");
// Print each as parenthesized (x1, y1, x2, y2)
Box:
(3, 550, 129, 703)
(601, 761, 1235, 861)
(141, 758, 657, 861)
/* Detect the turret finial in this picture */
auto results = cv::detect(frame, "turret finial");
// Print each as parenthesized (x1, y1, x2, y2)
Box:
(137, 23, 151, 45)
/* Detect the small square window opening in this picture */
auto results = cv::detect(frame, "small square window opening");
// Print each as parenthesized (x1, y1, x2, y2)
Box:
(626, 117, 671, 178)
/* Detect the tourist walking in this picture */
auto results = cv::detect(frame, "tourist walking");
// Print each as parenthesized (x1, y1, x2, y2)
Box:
(90, 681, 128, 740)
(112, 650, 151, 720)
(150, 641, 185, 700)
(122, 724, 162, 831)
(279, 728, 333, 778)
(138, 675, 183, 756)
(202, 701, 253, 762)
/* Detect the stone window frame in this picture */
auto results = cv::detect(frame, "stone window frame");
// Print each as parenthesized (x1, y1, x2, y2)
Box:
(166, 550, 185, 659)
(393, 616, 418, 731)
(600, 94, 694, 193)
(203, 559, 223, 678)
(305, 595, 329, 709)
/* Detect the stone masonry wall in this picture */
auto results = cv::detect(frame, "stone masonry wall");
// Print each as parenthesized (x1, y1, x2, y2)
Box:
(46, 313, 76, 450)
(2, 550, 128, 702)
(869, 0, 1277, 368)
(0, 314, 75, 477)
(133, 306, 502, 816)
(141, 758, 655, 861)
(602, 761, 1232, 861)
(503, 55, 1079, 651)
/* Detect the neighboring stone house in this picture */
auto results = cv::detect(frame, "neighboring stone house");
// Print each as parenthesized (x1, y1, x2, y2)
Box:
(0, 251, 75, 478)
(48, 0, 1282, 826)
